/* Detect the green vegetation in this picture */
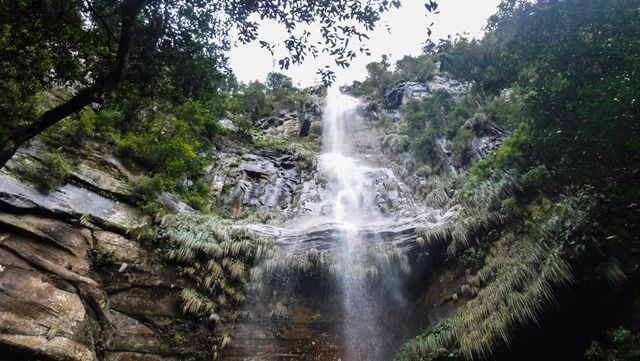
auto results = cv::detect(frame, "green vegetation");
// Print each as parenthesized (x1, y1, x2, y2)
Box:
(10, 150, 75, 192)
(1, 0, 434, 168)
(342, 0, 640, 359)
(3, 0, 639, 360)
(585, 327, 640, 361)
(350, 54, 440, 99)
(160, 214, 262, 318)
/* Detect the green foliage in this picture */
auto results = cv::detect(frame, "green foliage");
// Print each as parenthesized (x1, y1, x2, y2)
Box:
(395, 54, 439, 82)
(96, 97, 227, 212)
(1, 0, 408, 168)
(0, 1, 88, 134)
(396, 90, 485, 170)
(406, 191, 597, 359)
(252, 133, 291, 152)
(265, 72, 293, 91)
(11, 151, 74, 192)
(351, 53, 440, 99)
(161, 214, 265, 318)
(436, 34, 513, 93)
(43, 107, 97, 150)
(483, 88, 525, 128)
(520, 164, 552, 191)
(357, 55, 396, 98)
(42, 152, 73, 183)
(396, 319, 460, 361)
(170, 332, 187, 346)
(454, 0, 640, 191)
(234, 75, 308, 124)
(403, 91, 455, 138)
(585, 327, 640, 361)
(399, 2, 640, 360)
(288, 142, 317, 171)
(382, 133, 410, 153)
(451, 127, 475, 166)
(499, 196, 518, 218)
(470, 123, 531, 180)
(237, 81, 270, 121)
(233, 114, 254, 134)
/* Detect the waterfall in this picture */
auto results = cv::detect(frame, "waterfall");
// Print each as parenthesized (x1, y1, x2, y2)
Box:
(319, 88, 404, 360)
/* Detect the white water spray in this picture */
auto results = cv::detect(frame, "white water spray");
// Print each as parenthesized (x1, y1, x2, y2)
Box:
(320, 88, 395, 360)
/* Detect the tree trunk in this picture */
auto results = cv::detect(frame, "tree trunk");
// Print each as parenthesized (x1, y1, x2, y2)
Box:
(0, 0, 150, 170)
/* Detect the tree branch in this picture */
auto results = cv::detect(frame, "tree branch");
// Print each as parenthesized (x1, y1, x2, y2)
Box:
(0, 0, 152, 168)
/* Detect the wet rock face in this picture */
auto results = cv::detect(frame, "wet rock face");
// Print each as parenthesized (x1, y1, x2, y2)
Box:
(384, 76, 469, 109)
(209, 150, 300, 216)
(291, 164, 412, 222)
(220, 294, 345, 361)
(0, 79, 496, 361)
(470, 120, 509, 161)
(0, 152, 215, 361)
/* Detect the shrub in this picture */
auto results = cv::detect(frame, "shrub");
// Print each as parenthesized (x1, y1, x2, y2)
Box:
(41, 152, 73, 182)
(520, 164, 552, 191)
(12, 151, 74, 192)
(43, 107, 97, 150)
(499, 196, 518, 218)
(451, 127, 475, 166)
(411, 131, 441, 167)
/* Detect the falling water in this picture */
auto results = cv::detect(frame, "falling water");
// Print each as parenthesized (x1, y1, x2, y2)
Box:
(319, 88, 400, 360)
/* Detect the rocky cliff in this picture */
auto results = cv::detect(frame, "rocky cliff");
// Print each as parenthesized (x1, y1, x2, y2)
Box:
(0, 78, 503, 361)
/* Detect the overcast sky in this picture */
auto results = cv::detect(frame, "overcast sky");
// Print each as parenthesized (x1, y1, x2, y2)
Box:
(228, 0, 502, 87)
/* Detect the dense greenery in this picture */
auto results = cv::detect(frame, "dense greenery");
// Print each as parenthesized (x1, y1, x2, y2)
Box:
(22, 71, 315, 213)
(2, 0, 639, 359)
(1, 0, 438, 169)
(350, 0, 640, 360)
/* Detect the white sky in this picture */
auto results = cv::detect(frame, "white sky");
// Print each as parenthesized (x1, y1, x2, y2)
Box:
(228, 0, 502, 87)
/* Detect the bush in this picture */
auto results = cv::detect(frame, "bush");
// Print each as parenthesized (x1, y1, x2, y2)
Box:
(411, 131, 441, 167)
(500, 196, 518, 218)
(41, 152, 73, 182)
(394, 54, 439, 82)
(585, 327, 640, 361)
(520, 164, 552, 191)
(451, 127, 475, 166)
(12, 151, 74, 192)
(43, 107, 97, 150)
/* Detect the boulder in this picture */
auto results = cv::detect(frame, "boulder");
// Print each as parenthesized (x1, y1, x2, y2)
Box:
(218, 118, 237, 131)
(255, 116, 284, 130)
(93, 231, 144, 264)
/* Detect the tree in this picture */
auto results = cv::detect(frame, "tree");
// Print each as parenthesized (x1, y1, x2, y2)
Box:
(394, 54, 438, 82)
(239, 81, 270, 121)
(486, 0, 640, 188)
(265, 72, 293, 91)
(0, 0, 440, 168)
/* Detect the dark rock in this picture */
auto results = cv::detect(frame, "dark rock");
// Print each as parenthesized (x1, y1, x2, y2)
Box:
(384, 82, 429, 109)
(219, 151, 299, 214)
(298, 116, 312, 137)
(256, 116, 284, 130)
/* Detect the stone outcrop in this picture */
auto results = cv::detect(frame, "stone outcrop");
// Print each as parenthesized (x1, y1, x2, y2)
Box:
(0, 150, 215, 361)
(384, 76, 469, 109)
(208, 150, 300, 216)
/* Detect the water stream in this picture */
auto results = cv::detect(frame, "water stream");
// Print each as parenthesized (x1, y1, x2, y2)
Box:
(319, 89, 404, 360)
